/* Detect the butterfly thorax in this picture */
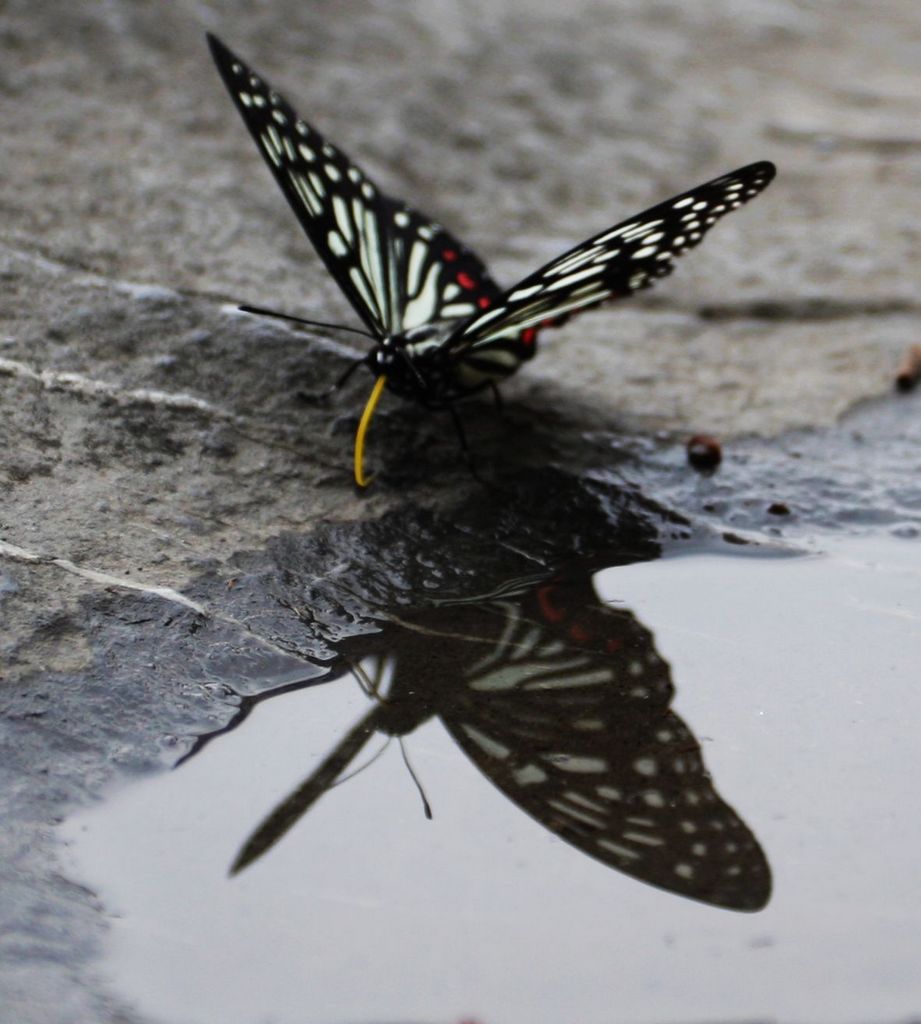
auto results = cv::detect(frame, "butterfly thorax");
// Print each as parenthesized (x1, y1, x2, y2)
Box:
(367, 325, 463, 405)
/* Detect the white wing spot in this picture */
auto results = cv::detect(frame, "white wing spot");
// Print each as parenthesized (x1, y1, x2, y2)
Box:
(349, 267, 376, 311)
(675, 863, 695, 879)
(322, 143, 335, 157)
(394, 210, 410, 228)
(252, 94, 266, 108)
(443, 283, 460, 300)
(598, 839, 640, 861)
(643, 790, 666, 808)
(239, 92, 253, 107)
(289, 171, 321, 214)
(327, 230, 348, 257)
(260, 134, 281, 167)
(623, 830, 664, 847)
(272, 109, 287, 125)
(441, 302, 476, 317)
(324, 163, 341, 181)
(680, 820, 697, 833)
(622, 220, 663, 243)
(547, 265, 604, 291)
(565, 792, 608, 813)
(231, 62, 243, 75)
(692, 842, 708, 856)
(548, 799, 606, 829)
(673, 197, 694, 209)
(308, 171, 326, 198)
(573, 718, 604, 731)
(597, 785, 622, 801)
(248, 75, 260, 87)
(298, 143, 316, 162)
(508, 283, 544, 302)
(632, 245, 658, 260)
(348, 168, 361, 182)
(296, 120, 309, 136)
(361, 182, 375, 199)
(406, 240, 427, 296)
(461, 724, 511, 759)
(332, 195, 353, 244)
(544, 754, 608, 773)
(599, 221, 638, 242)
(633, 757, 657, 776)
(512, 763, 547, 785)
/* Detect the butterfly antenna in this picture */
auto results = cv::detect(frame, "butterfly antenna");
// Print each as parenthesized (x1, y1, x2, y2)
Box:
(354, 374, 388, 487)
(399, 738, 433, 820)
(238, 304, 375, 339)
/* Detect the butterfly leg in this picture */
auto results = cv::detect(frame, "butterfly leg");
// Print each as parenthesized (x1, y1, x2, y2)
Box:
(297, 357, 367, 405)
(489, 382, 505, 416)
(446, 403, 486, 483)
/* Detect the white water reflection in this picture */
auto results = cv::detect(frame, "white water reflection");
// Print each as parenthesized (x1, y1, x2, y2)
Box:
(61, 536, 921, 1024)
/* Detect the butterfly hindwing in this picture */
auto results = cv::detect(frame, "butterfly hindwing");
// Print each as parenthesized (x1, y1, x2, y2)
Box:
(208, 34, 503, 338)
(443, 161, 776, 358)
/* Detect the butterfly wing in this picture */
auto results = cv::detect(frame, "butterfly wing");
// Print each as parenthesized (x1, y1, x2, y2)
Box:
(207, 34, 504, 338)
(440, 161, 776, 373)
(430, 584, 771, 911)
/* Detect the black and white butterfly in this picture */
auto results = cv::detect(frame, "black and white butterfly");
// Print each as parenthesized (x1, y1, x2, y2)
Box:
(208, 34, 775, 483)
(226, 570, 770, 912)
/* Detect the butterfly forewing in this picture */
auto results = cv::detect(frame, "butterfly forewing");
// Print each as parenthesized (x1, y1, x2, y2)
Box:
(444, 161, 776, 358)
(432, 587, 771, 911)
(208, 34, 504, 338)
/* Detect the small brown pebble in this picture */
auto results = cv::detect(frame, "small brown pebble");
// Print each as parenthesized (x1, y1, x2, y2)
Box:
(686, 434, 722, 470)
(895, 344, 921, 392)
(767, 502, 791, 516)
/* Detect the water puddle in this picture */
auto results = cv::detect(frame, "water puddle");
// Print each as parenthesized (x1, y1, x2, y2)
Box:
(62, 534, 921, 1024)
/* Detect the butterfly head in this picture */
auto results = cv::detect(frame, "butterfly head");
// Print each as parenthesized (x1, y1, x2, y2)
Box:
(355, 333, 443, 487)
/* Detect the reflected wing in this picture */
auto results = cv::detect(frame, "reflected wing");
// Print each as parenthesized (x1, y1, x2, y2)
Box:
(430, 584, 771, 911)
(208, 34, 503, 337)
(441, 162, 776, 368)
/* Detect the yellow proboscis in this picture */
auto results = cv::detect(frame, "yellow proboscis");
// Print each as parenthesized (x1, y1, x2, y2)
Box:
(353, 374, 388, 487)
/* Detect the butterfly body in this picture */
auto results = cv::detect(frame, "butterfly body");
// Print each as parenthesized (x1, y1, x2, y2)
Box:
(365, 325, 499, 406)
(207, 33, 775, 482)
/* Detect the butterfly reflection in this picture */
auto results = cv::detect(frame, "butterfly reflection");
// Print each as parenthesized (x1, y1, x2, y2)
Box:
(225, 568, 770, 911)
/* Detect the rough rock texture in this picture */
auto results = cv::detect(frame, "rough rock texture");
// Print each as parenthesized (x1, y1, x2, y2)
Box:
(1, 1, 920, 1021)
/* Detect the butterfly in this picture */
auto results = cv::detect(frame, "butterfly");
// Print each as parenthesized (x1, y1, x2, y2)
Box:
(227, 568, 771, 912)
(207, 34, 775, 485)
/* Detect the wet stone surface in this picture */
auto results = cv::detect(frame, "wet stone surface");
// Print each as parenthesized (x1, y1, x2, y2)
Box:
(2, 0, 921, 1021)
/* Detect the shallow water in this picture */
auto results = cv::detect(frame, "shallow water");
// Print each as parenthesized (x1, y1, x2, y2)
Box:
(62, 534, 921, 1024)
